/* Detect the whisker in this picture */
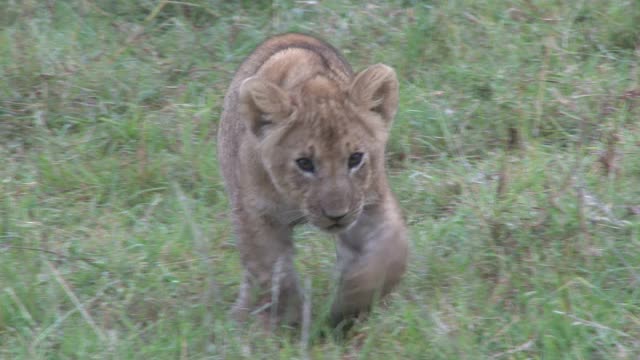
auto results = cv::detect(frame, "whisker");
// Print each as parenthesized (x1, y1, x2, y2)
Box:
(273, 208, 307, 225)
(363, 199, 381, 207)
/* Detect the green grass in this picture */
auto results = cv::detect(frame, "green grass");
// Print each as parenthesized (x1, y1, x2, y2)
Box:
(1, 0, 639, 358)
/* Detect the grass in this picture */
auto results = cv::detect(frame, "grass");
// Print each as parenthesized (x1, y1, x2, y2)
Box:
(1, 0, 639, 358)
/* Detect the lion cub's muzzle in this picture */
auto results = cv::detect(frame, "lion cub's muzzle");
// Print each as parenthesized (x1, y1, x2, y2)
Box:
(309, 182, 362, 233)
(310, 205, 361, 233)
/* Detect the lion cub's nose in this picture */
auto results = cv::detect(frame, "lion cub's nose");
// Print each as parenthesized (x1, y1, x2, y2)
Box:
(322, 209, 348, 222)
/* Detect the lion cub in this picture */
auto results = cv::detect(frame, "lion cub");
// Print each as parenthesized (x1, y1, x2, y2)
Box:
(218, 33, 408, 328)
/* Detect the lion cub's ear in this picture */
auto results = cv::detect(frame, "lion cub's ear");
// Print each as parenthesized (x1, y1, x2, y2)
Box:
(239, 77, 292, 138)
(348, 64, 399, 128)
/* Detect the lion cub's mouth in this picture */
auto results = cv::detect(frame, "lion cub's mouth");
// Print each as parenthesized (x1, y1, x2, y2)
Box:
(324, 220, 356, 233)
(308, 210, 361, 233)
(327, 223, 345, 232)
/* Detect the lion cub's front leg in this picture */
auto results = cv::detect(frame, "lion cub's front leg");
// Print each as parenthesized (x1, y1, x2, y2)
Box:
(230, 208, 303, 326)
(330, 203, 408, 328)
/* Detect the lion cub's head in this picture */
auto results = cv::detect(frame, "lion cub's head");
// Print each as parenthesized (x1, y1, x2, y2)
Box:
(239, 64, 398, 233)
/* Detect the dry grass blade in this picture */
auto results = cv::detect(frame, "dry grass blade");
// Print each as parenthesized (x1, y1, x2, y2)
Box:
(29, 280, 120, 350)
(5, 287, 36, 328)
(145, 0, 170, 23)
(45, 260, 108, 344)
(490, 340, 535, 359)
(300, 277, 312, 358)
(270, 255, 285, 331)
(553, 310, 631, 338)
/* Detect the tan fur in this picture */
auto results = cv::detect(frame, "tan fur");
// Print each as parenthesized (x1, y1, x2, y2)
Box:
(217, 33, 408, 327)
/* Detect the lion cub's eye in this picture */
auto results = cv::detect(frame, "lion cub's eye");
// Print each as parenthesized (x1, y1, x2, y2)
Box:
(296, 157, 315, 173)
(348, 152, 364, 169)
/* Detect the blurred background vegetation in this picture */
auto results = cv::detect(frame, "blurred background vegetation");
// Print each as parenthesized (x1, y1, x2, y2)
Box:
(1, 1, 639, 358)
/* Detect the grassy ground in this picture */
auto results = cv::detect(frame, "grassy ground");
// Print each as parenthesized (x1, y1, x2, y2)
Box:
(1, 0, 639, 358)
